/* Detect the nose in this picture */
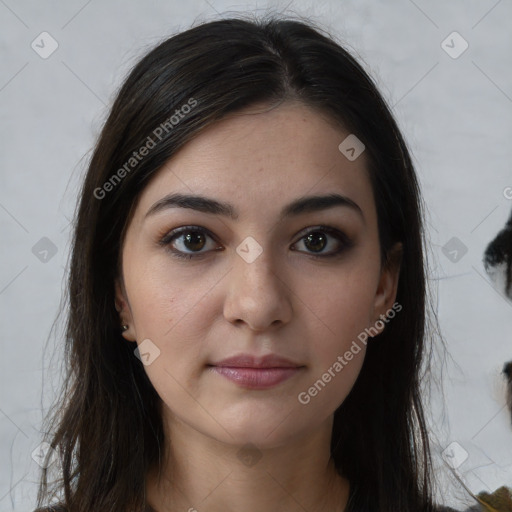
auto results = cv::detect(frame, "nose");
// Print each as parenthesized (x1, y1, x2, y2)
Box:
(223, 247, 293, 332)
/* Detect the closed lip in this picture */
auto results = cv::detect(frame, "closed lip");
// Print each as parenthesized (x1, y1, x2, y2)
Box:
(208, 354, 305, 390)
(209, 354, 304, 368)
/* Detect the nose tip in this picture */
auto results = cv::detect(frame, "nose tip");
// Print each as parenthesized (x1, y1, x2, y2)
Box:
(223, 252, 293, 331)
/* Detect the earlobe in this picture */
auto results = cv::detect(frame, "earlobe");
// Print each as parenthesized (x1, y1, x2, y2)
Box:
(114, 278, 127, 313)
(114, 278, 136, 342)
(371, 242, 403, 335)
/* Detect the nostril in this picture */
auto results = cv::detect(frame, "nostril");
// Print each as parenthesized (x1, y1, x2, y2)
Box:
(503, 361, 512, 378)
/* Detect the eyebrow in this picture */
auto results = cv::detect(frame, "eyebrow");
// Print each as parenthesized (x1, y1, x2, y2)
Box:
(145, 192, 364, 223)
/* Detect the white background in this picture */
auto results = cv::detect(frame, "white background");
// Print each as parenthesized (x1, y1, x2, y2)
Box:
(0, 1, 511, 510)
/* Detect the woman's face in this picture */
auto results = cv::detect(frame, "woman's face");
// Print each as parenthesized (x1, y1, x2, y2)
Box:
(116, 101, 401, 448)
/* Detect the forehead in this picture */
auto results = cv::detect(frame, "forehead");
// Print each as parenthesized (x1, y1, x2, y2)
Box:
(133, 102, 375, 224)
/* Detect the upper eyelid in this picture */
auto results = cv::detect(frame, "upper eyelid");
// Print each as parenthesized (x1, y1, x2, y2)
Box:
(159, 225, 218, 243)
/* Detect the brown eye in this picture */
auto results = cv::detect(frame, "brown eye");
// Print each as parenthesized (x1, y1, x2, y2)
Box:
(180, 230, 207, 251)
(292, 226, 353, 258)
(303, 231, 328, 253)
(159, 226, 221, 259)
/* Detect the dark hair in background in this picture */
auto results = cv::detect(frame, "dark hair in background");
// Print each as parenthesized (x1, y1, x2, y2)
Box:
(484, 208, 512, 299)
(36, 14, 442, 512)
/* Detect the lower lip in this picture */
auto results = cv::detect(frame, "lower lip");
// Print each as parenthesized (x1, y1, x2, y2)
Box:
(210, 366, 302, 389)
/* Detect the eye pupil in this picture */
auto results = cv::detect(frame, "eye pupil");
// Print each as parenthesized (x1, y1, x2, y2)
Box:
(184, 231, 206, 251)
(304, 232, 327, 253)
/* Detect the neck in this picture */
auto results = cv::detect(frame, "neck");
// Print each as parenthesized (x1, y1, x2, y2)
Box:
(146, 408, 350, 512)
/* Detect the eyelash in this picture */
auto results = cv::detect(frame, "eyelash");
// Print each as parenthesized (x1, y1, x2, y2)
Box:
(158, 225, 354, 261)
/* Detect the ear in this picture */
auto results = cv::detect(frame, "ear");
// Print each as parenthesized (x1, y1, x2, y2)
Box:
(370, 242, 403, 336)
(115, 277, 136, 342)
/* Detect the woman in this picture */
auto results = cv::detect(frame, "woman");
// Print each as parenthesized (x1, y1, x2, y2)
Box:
(35, 14, 479, 512)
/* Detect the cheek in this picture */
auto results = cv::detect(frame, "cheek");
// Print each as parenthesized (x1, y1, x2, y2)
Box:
(123, 255, 220, 391)
(126, 269, 211, 406)
(125, 254, 215, 337)
(294, 254, 379, 403)
(299, 259, 380, 346)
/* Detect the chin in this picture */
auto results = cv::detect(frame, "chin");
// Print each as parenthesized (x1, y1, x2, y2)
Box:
(212, 408, 313, 450)
(219, 428, 304, 452)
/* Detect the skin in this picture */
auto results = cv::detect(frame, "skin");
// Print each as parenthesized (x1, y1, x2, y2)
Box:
(115, 101, 402, 512)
